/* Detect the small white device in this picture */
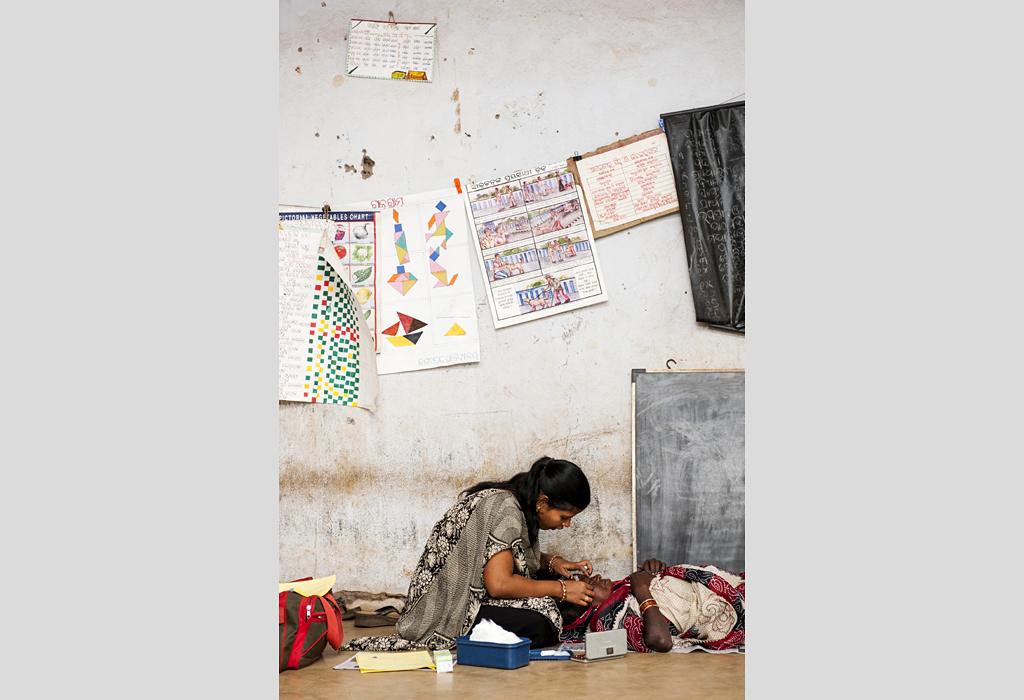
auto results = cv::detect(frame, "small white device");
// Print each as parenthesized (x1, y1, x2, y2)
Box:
(569, 628, 627, 663)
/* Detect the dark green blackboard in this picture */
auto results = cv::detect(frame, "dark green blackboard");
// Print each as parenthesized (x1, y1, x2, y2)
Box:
(632, 370, 744, 572)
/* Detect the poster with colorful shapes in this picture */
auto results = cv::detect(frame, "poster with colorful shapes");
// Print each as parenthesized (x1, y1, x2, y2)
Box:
(341, 187, 480, 375)
(278, 214, 379, 409)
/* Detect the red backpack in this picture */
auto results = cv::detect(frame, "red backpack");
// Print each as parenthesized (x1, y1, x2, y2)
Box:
(279, 583, 344, 672)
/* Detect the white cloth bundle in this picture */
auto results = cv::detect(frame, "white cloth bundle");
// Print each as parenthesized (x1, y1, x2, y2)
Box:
(468, 618, 521, 644)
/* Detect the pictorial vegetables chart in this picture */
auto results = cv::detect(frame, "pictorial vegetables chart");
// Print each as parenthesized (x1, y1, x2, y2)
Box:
(278, 213, 379, 408)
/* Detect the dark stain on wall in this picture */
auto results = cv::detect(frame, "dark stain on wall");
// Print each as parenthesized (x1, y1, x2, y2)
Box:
(360, 150, 375, 179)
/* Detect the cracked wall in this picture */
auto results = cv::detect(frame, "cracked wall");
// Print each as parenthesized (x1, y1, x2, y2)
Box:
(279, 0, 744, 593)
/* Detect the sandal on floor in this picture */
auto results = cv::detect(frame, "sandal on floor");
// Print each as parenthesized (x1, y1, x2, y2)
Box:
(340, 603, 355, 621)
(353, 605, 401, 627)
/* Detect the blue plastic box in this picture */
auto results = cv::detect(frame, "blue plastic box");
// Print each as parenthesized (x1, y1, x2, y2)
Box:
(455, 635, 531, 669)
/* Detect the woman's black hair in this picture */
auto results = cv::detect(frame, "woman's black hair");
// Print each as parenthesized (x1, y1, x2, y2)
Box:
(462, 456, 591, 544)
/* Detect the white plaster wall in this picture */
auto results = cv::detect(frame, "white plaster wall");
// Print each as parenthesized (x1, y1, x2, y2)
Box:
(279, 0, 745, 593)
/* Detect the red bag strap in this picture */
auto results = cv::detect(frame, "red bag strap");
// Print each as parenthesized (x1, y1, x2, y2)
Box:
(322, 594, 343, 650)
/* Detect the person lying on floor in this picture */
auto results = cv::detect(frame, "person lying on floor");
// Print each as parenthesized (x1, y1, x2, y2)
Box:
(342, 457, 597, 652)
(558, 559, 745, 652)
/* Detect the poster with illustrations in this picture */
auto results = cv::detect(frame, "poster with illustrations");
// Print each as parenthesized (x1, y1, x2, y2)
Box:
(342, 188, 480, 375)
(463, 163, 608, 328)
(278, 214, 379, 409)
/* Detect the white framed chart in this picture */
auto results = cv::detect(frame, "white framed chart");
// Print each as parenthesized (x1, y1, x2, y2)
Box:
(345, 18, 437, 83)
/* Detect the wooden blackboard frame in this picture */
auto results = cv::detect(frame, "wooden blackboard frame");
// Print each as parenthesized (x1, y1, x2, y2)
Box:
(630, 368, 745, 571)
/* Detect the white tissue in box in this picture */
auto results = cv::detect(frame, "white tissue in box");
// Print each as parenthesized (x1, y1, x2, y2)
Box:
(468, 618, 521, 644)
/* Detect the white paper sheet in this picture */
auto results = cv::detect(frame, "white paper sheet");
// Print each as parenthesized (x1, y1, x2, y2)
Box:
(341, 188, 481, 375)
(575, 131, 679, 233)
(278, 218, 324, 401)
(464, 162, 608, 328)
(345, 18, 437, 83)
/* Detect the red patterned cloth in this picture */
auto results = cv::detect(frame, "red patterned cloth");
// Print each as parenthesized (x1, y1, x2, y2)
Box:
(560, 565, 745, 653)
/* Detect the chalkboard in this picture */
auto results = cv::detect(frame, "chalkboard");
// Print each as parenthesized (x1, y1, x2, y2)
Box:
(631, 370, 744, 573)
(661, 102, 745, 333)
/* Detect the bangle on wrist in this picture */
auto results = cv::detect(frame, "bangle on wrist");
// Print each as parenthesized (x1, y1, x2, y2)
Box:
(639, 598, 659, 615)
(558, 579, 567, 602)
(548, 555, 563, 573)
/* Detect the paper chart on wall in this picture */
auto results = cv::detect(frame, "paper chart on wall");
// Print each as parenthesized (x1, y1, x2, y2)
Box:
(345, 18, 437, 83)
(278, 214, 379, 409)
(341, 188, 480, 375)
(324, 213, 379, 350)
(464, 162, 609, 329)
(571, 129, 680, 238)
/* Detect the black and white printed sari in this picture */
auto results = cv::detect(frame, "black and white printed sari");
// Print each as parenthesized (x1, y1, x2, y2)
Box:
(342, 488, 561, 651)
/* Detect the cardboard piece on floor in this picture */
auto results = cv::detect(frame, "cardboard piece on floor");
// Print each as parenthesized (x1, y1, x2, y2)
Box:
(567, 129, 680, 238)
(334, 652, 458, 672)
(355, 650, 436, 673)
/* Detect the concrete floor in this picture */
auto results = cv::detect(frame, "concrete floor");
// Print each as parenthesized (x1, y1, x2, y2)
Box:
(279, 619, 744, 699)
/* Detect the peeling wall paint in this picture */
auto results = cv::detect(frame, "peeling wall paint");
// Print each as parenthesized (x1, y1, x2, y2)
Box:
(279, 0, 744, 594)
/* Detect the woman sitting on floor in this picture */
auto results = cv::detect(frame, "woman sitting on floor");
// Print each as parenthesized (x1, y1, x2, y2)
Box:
(559, 559, 745, 653)
(342, 457, 597, 651)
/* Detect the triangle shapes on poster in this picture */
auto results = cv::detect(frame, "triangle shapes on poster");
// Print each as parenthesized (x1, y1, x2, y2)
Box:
(386, 335, 414, 347)
(397, 312, 427, 333)
(445, 323, 466, 336)
(381, 321, 401, 337)
(397, 312, 415, 333)
(404, 331, 424, 345)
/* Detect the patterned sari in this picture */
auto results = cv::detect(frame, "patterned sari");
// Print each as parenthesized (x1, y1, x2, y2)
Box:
(342, 488, 561, 651)
(560, 565, 745, 652)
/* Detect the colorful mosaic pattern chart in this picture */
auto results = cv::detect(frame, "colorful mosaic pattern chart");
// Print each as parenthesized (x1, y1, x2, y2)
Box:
(279, 215, 379, 409)
(340, 187, 480, 375)
(303, 258, 364, 403)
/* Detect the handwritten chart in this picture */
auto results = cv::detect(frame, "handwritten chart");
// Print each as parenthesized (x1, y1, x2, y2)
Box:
(571, 130, 680, 238)
(345, 19, 437, 83)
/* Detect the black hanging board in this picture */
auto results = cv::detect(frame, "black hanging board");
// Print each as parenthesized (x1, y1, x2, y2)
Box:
(631, 370, 744, 573)
(661, 102, 745, 333)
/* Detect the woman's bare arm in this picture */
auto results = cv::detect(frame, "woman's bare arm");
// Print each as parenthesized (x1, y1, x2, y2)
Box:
(629, 571, 673, 652)
(484, 550, 593, 605)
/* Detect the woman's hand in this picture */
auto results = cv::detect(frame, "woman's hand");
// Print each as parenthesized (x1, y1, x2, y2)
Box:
(640, 558, 667, 573)
(551, 557, 593, 578)
(628, 570, 655, 595)
(562, 579, 596, 607)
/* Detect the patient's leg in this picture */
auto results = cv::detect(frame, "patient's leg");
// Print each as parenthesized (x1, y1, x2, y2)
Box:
(474, 605, 558, 649)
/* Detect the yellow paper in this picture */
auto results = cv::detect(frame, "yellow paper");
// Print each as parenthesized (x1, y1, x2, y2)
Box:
(355, 651, 435, 673)
(278, 575, 336, 597)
